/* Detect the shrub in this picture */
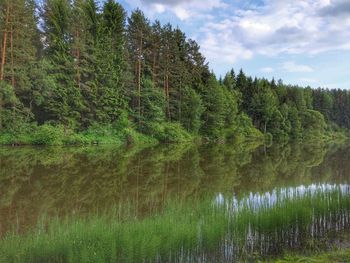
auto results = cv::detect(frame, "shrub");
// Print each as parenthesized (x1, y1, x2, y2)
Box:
(144, 122, 193, 143)
(31, 124, 65, 145)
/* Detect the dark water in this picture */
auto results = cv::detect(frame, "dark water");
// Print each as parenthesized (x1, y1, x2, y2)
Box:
(0, 141, 350, 255)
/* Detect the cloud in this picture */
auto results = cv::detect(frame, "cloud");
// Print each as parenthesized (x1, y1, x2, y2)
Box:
(125, 0, 226, 20)
(195, 0, 350, 65)
(320, 0, 350, 17)
(300, 78, 319, 84)
(260, 67, 274, 73)
(199, 24, 253, 64)
(142, 0, 191, 5)
(283, 61, 314, 73)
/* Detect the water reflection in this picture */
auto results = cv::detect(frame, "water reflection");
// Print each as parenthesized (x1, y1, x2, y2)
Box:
(0, 142, 349, 237)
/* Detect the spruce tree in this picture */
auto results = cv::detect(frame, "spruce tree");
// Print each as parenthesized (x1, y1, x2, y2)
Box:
(41, 0, 83, 128)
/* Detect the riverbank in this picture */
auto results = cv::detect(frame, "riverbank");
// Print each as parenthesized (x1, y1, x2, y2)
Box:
(272, 249, 350, 262)
(0, 120, 264, 146)
(1, 121, 347, 147)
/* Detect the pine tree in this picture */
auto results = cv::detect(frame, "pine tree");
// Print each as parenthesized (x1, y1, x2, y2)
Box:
(41, 0, 83, 128)
(127, 9, 150, 123)
(0, 0, 40, 126)
(72, 0, 99, 126)
(94, 0, 127, 124)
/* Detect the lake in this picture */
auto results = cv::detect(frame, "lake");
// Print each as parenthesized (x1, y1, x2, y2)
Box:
(1, 141, 350, 262)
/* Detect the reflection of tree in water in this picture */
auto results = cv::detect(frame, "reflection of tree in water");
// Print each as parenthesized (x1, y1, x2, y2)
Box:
(0, 141, 349, 235)
(236, 142, 332, 194)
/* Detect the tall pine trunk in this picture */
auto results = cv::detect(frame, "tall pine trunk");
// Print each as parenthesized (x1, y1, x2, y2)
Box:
(75, 30, 81, 87)
(10, 19, 14, 87)
(137, 32, 142, 123)
(0, 3, 10, 81)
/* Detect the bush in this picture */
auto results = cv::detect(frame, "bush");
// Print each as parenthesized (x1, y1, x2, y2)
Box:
(63, 133, 91, 145)
(31, 124, 65, 145)
(230, 113, 264, 141)
(144, 122, 193, 143)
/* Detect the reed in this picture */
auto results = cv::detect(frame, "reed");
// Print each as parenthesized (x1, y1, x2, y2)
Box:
(1, 184, 350, 263)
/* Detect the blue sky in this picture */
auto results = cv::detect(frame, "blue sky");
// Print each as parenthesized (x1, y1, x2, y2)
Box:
(117, 0, 350, 89)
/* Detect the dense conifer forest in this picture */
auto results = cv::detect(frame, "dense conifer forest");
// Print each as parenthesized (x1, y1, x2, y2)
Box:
(0, 0, 349, 145)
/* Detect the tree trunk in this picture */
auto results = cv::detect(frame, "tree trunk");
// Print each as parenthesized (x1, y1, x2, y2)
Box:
(75, 30, 81, 87)
(152, 50, 156, 86)
(179, 78, 182, 122)
(137, 32, 142, 123)
(0, 94, 2, 130)
(10, 20, 14, 87)
(0, 4, 10, 81)
(166, 73, 170, 120)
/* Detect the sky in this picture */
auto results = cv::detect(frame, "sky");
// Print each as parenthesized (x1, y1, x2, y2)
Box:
(117, 0, 350, 89)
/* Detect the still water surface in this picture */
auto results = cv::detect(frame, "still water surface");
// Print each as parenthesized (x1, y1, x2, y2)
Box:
(1, 142, 350, 259)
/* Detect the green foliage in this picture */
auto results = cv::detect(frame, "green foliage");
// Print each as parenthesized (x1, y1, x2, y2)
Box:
(143, 122, 193, 143)
(0, 81, 31, 134)
(180, 86, 204, 134)
(251, 80, 279, 133)
(138, 78, 166, 125)
(31, 124, 66, 145)
(300, 109, 327, 140)
(230, 113, 264, 141)
(200, 76, 228, 139)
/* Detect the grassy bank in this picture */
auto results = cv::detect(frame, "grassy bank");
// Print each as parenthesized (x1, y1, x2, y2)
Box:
(0, 124, 265, 146)
(0, 121, 197, 146)
(1, 184, 350, 263)
(0, 124, 158, 146)
(2, 115, 347, 147)
(272, 249, 350, 262)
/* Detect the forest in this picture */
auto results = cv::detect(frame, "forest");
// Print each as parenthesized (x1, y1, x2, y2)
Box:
(0, 0, 349, 145)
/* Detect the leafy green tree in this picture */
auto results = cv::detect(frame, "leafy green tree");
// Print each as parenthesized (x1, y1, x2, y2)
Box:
(139, 78, 165, 126)
(251, 81, 278, 135)
(200, 76, 227, 139)
(223, 69, 237, 91)
(180, 86, 204, 134)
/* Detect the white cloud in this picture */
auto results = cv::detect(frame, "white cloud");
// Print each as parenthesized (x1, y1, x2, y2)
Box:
(153, 3, 166, 13)
(173, 6, 191, 20)
(125, 0, 227, 20)
(300, 78, 319, 84)
(260, 67, 274, 73)
(195, 0, 350, 65)
(283, 61, 314, 73)
(199, 25, 253, 64)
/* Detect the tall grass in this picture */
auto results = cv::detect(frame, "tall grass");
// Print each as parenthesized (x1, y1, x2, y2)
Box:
(1, 184, 350, 263)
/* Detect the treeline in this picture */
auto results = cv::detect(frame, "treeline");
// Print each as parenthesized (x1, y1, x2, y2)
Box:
(0, 0, 348, 145)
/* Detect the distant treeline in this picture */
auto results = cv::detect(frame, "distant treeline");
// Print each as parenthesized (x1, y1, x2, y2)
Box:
(0, 0, 348, 144)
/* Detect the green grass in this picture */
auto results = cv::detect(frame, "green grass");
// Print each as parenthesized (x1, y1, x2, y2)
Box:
(0, 123, 158, 146)
(271, 249, 350, 262)
(1, 185, 350, 263)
